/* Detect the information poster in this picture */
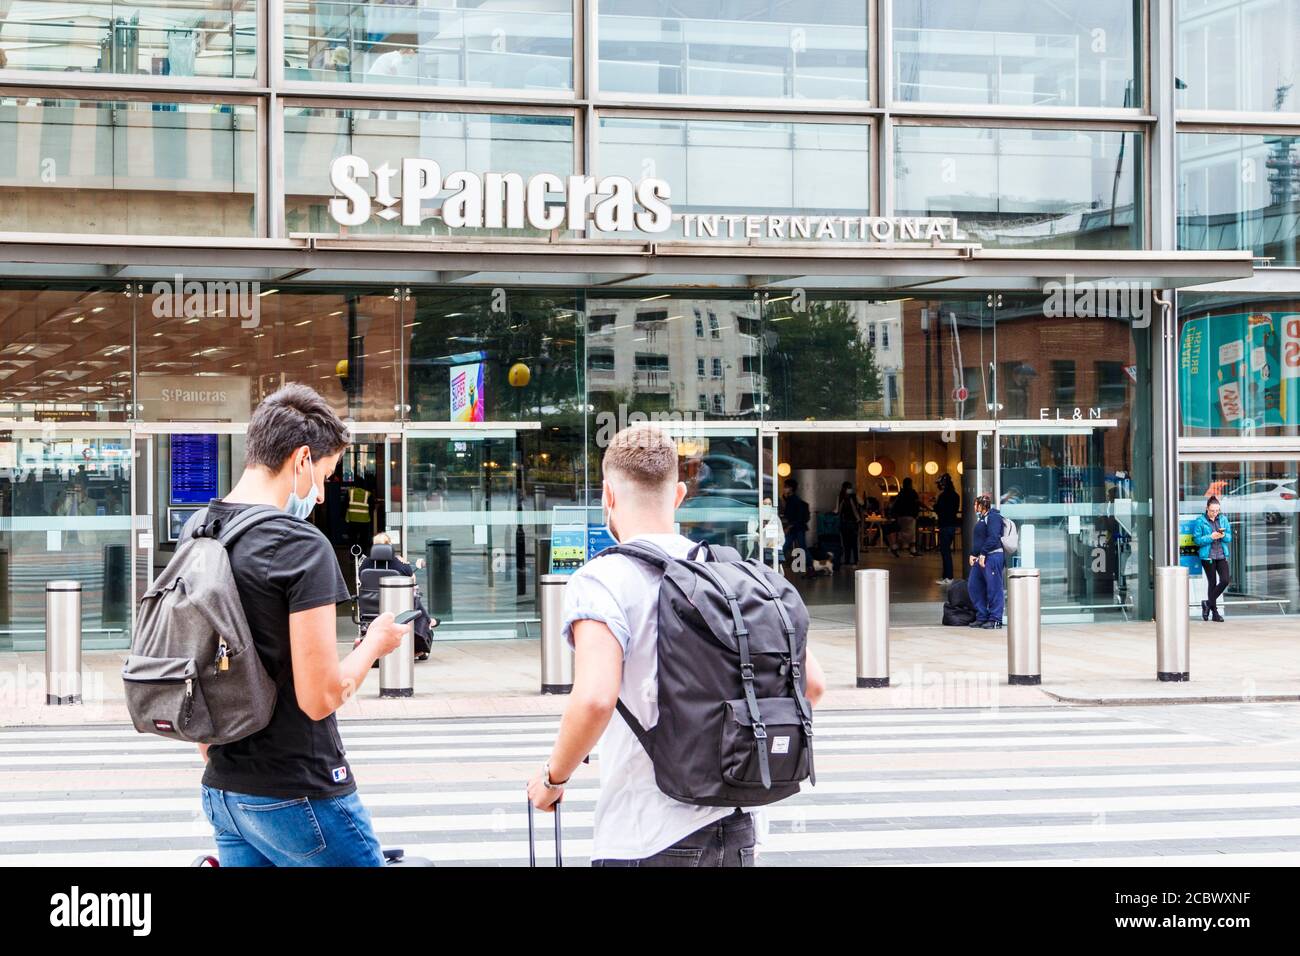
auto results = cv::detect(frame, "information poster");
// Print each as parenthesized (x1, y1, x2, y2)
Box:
(450, 362, 485, 423)
(1179, 313, 1300, 430)
(170, 434, 219, 504)
(549, 506, 616, 574)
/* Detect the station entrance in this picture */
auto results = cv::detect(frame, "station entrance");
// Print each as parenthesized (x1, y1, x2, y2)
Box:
(760, 418, 1143, 626)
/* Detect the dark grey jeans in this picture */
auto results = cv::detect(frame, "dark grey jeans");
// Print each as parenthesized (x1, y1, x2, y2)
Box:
(592, 810, 756, 867)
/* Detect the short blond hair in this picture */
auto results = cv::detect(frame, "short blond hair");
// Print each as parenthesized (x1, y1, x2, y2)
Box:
(602, 425, 679, 492)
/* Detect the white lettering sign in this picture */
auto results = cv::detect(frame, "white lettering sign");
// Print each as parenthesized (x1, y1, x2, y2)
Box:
(327, 156, 971, 245)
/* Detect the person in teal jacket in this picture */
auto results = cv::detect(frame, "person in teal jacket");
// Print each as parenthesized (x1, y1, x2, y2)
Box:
(1191, 495, 1232, 622)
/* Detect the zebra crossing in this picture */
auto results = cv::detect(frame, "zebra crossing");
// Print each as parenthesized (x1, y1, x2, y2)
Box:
(3, 705, 1300, 866)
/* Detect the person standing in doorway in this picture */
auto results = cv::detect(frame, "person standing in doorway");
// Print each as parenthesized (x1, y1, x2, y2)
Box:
(837, 481, 862, 569)
(891, 477, 921, 557)
(967, 493, 1005, 629)
(934, 473, 960, 586)
(781, 477, 811, 575)
(1193, 495, 1232, 622)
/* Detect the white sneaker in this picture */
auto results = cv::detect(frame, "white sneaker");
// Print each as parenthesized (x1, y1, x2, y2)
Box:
(936, 578, 952, 586)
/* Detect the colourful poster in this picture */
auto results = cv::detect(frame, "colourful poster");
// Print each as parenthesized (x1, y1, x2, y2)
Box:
(450, 362, 484, 422)
(1179, 312, 1300, 430)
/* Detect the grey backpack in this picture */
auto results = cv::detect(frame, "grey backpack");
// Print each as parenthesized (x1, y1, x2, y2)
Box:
(123, 506, 287, 744)
(1000, 514, 1019, 555)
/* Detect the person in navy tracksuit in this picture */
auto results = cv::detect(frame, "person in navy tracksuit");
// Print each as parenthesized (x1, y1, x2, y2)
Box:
(967, 493, 1006, 628)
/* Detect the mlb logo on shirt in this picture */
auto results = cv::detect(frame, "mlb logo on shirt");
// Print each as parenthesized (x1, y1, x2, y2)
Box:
(331, 766, 348, 783)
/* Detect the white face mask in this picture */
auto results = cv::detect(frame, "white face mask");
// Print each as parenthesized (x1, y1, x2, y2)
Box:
(284, 450, 319, 520)
(601, 485, 619, 543)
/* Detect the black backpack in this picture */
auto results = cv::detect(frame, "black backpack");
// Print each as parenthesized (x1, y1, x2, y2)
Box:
(942, 578, 978, 626)
(598, 539, 815, 808)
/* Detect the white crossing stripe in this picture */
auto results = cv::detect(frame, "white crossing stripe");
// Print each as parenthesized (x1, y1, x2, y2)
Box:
(0, 708, 1296, 867)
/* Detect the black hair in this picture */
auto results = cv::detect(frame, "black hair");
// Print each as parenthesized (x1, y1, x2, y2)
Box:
(245, 383, 351, 471)
(1206, 495, 1221, 508)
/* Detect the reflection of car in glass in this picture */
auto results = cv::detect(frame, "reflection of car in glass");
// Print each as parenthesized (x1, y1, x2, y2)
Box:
(697, 454, 757, 490)
(1220, 479, 1299, 524)
(677, 493, 757, 554)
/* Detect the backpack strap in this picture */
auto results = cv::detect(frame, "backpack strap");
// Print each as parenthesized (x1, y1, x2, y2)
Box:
(733, 562, 816, 786)
(592, 539, 672, 569)
(194, 505, 297, 692)
(691, 561, 773, 790)
(214, 505, 294, 547)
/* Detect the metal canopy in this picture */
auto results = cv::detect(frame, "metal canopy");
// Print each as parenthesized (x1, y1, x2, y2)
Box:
(0, 231, 1258, 291)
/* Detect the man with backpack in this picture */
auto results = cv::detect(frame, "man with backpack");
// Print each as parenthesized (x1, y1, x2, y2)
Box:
(968, 492, 1007, 629)
(129, 384, 409, 866)
(527, 424, 826, 866)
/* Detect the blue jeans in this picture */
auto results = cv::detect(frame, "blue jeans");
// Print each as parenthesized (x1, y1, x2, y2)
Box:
(200, 785, 384, 867)
(968, 551, 1006, 623)
(592, 810, 756, 867)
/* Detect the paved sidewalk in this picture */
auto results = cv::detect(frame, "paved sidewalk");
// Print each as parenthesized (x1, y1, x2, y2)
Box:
(2, 616, 1297, 726)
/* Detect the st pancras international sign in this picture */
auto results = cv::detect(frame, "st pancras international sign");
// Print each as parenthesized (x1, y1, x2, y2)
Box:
(327, 155, 970, 245)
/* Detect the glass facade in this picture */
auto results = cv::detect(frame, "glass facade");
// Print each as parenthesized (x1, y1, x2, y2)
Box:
(0, 1, 257, 78)
(0, 95, 256, 236)
(1, 3, 1299, 645)
(1177, 131, 1300, 265)
(894, 125, 1143, 249)
(892, 0, 1141, 108)
(283, 107, 575, 236)
(1176, 0, 1300, 113)
(597, 1, 870, 101)
(282, 0, 574, 92)
(596, 117, 870, 238)
(1179, 459, 1300, 615)
(1177, 293, 1300, 438)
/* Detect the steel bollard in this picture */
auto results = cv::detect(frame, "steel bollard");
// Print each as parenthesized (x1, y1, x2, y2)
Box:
(1006, 567, 1042, 685)
(1155, 565, 1190, 682)
(854, 568, 889, 688)
(45, 580, 83, 705)
(539, 574, 573, 694)
(378, 576, 416, 698)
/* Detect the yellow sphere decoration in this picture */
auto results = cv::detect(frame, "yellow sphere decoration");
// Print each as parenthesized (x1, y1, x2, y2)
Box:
(867, 460, 883, 477)
(924, 460, 939, 475)
(777, 462, 792, 478)
(508, 362, 531, 387)
(335, 359, 349, 378)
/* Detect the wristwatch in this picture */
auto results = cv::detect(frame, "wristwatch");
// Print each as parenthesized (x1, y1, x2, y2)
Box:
(543, 762, 569, 790)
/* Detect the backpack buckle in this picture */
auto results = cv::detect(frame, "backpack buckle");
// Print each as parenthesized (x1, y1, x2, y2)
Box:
(739, 663, 755, 681)
(752, 723, 768, 741)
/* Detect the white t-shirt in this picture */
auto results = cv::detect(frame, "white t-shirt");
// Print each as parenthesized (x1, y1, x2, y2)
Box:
(562, 532, 741, 860)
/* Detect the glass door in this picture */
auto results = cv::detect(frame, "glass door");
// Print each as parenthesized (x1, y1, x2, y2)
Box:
(0, 425, 133, 651)
(997, 419, 1142, 621)
(132, 425, 246, 602)
(403, 426, 533, 637)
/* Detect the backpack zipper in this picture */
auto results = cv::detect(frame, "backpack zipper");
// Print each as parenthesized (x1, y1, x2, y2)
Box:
(182, 678, 194, 728)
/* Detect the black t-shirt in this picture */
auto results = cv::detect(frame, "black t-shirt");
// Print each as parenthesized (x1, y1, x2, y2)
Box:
(198, 499, 355, 799)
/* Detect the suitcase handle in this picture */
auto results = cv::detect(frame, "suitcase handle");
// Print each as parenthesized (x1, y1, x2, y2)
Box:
(526, 799, 562, 868)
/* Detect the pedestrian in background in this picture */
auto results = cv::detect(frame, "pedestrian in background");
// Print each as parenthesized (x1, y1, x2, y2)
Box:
(934, 473, 960, 586)
(1193, 495, 1232, 622)
(967, 493, 1005, 629)
(838, 480, 862, 568)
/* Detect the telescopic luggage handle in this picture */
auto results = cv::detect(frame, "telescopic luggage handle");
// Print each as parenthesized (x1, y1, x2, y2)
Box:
(526, 799, 562, 868)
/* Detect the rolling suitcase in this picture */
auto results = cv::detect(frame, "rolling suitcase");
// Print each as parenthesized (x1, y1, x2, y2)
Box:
(526, 800, 563, 867)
